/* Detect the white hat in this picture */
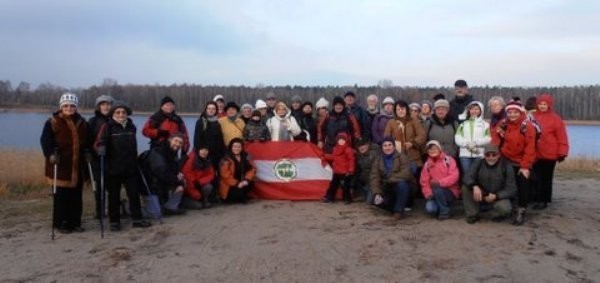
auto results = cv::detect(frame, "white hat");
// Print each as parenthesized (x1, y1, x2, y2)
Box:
(241, 103, 253, 110)
(213, 94, 225, 102)
(382, 96, 395, 105)
(426, 140, 443, 151)
(59, 93, 78, 107)
(255, 99, 267, 109)
(315, 97, 329, 109)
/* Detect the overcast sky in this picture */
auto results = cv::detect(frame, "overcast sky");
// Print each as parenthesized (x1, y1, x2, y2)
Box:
(0, 0, 599, 88)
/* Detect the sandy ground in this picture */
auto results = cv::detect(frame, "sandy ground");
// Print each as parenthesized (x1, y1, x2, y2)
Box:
(1, 177, 599, 282)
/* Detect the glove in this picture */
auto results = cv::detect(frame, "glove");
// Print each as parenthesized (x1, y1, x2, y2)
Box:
(374, 194, 384, 205)
(49, 154, 60, 165)
(97, 146, 106, 156)
(158, 130, 170, 137)
(557, 156, 566, 162)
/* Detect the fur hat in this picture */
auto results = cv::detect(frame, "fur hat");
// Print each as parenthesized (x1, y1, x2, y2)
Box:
(434, 99, 450, 109)
(160, 96, 175, 106)
(315, 97, 329, 109)
(59, 93, 78, 107)
(332, 96, 345, 107)
(255, 99, 267, 109)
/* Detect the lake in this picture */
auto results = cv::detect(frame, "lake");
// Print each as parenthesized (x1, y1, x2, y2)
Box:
(0, 111, 598, 158)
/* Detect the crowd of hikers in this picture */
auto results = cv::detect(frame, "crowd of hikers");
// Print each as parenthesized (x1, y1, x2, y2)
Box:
(40, 79, 570, 235)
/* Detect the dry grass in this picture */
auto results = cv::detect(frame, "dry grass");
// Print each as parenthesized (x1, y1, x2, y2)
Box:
(0, 149, 48, 200)
(556, 156, 600, 172)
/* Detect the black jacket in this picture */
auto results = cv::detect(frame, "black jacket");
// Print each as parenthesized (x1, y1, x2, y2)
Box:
(95, 118, 138, 176)
(147, 143, 185, 192)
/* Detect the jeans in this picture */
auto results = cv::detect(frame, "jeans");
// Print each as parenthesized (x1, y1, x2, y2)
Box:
(380, 181, 411, 213)
(164, 188, 183, 210)
(459, 157, 478, 179)
(425, 187, 455, 216)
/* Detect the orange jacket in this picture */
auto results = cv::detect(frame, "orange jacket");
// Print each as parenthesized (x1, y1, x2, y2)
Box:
(142, 111, 190, 152)
(533, 94, 569, 160)
(218, 154, 256, 199)
(182, 152, 215, 201)
(497, 114, 537, 169)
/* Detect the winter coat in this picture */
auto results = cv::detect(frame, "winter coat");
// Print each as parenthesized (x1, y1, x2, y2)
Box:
(146, 144, 185, 193)
(87, 111, 110, 178)
(182, 151, 215, 201)
(371, 112, 393, 145)
(356, 143, 380, 184)
(266, 108, 302, 141)
(244, 119, 271, 142)
(348, 104, 371, 141)
(369, 151, 412, 195)
(95, 118, 138, 176)
(297, 113, 318, 144)
(193, 115, 225, 167)
(218, 116, 245, 147)
(40, 112, 89, 188)
(142, 110, 190, 152)
(533, 94, 569, 161)
(423, 114, 459, 158)
(489, 110, 506, 146)
(218, 152, 256, 199)
(383, 116, 426, 166)
(317, 109, 362, 153)
(455, 102, 491, 158)
(324, 136, 356, 175)
(450, 94, 474, 122)
(497, 113, 537, 169)
(420, 153, 460, 199)
(463, 158, 516, 200)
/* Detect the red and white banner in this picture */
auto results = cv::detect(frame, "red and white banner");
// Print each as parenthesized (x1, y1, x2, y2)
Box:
(245, 141, 332, 200)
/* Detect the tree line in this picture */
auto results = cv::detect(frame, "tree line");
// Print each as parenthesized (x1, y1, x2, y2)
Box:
(0, 79, 599, 120)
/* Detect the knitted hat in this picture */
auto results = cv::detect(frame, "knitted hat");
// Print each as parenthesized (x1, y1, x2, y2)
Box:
(95, 95, 114, 107)
(266, 92, 276, 100)
(291, 95, 302, 103)
(344, 91, 356, 97)
(483, 144, 499, 154)
(241, 103, 253, 111)
(454, 79, 468, 87)
(382, 96, 395, 105)
(224, 101, 240, 112)
(160, 96, 175, 106)
(315, 97, 329, 109)
(255, 99, 267, 109)
(434, 99, 450, 109)
(409, 102, 422, 111)
(59, 93, 78, 107)
(505, 101, 525, 113)
(433, 93, 446, 101)
(251, 110, 261, 117)
(426, 140, 443, 151)
(381, 136, 395, 145)
(110, 100, 132, 116)
(332, 96, 345, 107)
(420, 100, 433, 109)
(213, 94, 225, 102)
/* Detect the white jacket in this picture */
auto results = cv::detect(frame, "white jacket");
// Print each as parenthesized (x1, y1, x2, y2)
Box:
(455, 101, 491, 158)
(266, 108, 302, 141)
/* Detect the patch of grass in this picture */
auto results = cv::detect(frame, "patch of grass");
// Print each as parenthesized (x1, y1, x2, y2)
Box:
(556, 157, 599, 172)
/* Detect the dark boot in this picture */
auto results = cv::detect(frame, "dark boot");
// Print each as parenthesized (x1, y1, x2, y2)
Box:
(512, 207, 526, 226)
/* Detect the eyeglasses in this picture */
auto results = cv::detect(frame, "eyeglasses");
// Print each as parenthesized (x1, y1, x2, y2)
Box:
(485, 152, 499, 157)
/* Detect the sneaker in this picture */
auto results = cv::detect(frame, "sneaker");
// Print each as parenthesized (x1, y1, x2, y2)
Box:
(132, 220, 152, 228)
(110, 222, 122, 232)
(466, 216, 480, 224)
(404, 207, 412, 212)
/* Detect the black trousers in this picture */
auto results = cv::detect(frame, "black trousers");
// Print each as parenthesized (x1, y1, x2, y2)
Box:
(53, 183, 83, 229)
(224, 185, 252, 203)
(533, 160, 557, 203)
(106, 172, 143, 222)
(513, 166, 532, 208)
(325, 174, 352, 202)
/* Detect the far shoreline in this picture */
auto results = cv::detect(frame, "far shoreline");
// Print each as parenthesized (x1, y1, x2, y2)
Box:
(2, 105, 599, 125)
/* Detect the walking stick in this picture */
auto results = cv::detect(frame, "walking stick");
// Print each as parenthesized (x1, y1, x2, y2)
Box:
(87, 160, 101, 238)
(99, 155, 105, 239)
(51, 147, 58, 240)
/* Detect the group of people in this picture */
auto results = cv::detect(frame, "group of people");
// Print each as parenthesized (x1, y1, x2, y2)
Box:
(40, 78, 569, 234)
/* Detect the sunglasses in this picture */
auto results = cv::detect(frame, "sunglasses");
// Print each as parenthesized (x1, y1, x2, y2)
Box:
(485, 152, 499, 157)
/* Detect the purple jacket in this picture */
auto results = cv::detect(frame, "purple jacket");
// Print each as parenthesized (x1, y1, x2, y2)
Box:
(371, 113, 393, 144)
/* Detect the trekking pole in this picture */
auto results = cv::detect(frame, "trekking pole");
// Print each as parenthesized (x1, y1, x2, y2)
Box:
(51, 147, 58, 240)
(87, 160, 101, 238)
(99, 155, 105, 239)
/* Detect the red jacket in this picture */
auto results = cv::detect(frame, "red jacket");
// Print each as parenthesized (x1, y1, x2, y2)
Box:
(420, 153, 460, 199)
(182, 152, 215, 200)
(324, 134, 356, 174)
(533, 94, 569, 160)
(497, 114, 537, 169)
(142, 111, 190, 153)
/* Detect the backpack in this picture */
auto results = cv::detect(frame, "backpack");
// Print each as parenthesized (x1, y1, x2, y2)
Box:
(500, 115, 541, 142)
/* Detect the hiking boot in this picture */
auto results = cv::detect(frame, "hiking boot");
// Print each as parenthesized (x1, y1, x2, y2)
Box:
(466, 216, 480, 224)
(132, 220, 152, 228)
(393, 212, 404, 220)
(110, 222, 122, 232)
(512, 208, 526, 226)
